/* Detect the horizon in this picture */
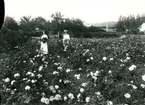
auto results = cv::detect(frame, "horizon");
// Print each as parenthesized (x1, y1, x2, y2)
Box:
(4, 0, 145, 24)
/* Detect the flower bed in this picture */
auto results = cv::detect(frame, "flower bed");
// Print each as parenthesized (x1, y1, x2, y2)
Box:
(1, 36, 145, 105)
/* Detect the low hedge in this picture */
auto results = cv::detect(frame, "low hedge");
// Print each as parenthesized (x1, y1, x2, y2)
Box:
(72, 32, 120, 38)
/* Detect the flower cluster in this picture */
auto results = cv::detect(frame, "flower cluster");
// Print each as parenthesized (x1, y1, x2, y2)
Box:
(1, 36, 145, 105)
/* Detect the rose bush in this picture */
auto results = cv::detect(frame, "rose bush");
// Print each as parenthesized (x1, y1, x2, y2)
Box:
(1, 36, 145, 105)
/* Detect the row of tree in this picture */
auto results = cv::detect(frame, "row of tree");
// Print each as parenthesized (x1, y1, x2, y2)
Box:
(1, 12, 105, 36)
(0, 12, 105, 51)
(115, 14, 145, 33)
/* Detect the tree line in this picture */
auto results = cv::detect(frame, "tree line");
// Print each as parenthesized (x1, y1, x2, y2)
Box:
(115, 14, 145, 34)
(0, 12, 105, 51)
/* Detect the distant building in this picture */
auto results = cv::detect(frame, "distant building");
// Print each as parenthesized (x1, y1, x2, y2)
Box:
(100, 27, 116, 32)
(84, 23, 92, 27)
(107, 28, 116, 32)
(139, 23, 145, 33)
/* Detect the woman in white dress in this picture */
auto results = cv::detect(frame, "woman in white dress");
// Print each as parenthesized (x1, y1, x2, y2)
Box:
(62, 30, 70, 51)
(39, 31, 49, 55)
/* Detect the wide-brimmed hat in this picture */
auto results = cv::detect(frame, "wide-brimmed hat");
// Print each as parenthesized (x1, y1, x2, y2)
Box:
(64, 30, 68, 33)
(41, 34, 48, 39)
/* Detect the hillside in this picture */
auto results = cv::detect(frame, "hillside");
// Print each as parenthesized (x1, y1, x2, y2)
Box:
(85, 21, 117, 27)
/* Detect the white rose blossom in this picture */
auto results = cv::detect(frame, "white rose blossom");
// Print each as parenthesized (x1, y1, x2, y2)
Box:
(128, 65, 136, 71)
(124, 93, 131, 99)
(126, 57, 131, 60)
(11, 91, 15, 95)
(49, 96, 54, 101)
(80, 88, 85, 93)
(44, 98, 50, 104)
(77, 93, 81, 99)
(64, 80, 70, 84)
(90, 72, 93, 76)
(79, 68, 82, 71)
(6, 88, 11, 92)
(64, 96, 68, 101)
(92, 76, 97, 80)
(103, 57, 107, 61)
(82, 83, 88, 87)
(39, 65, 43, 71)
(54, 63, 58, 66)
(41, 93, 45, 96)
(53, 71, 59, 75)
(14, 73, 20, 78)
(37, 74, 42, 78)
(132, 85, 137, 89)
(30, 73, 35, 77)
(14, 89, 17, 91)
(85, 97, 91, 103)
(49, 85, 56, 93)
(107, 101, 113, 105)
(95, 91, 101, 96)
(25, 85, 30, 90)
(29, 59, 33, 63)
(94, 71, 99, 76)
(141, 84, 145, 88)
(31, 80, 36, 83)
(90, 57, 94, 60)
(130, 81, 133, 83)
(11, 80, 16, 85)
(108, 70, 112, 74)
(55, 85, 59, 89)
(55, 94, 62, 100)
(68, 93, 75, 100)
(57, 66, 62, 70)
(110, 58, 114, 61)
(26, 71, 32, 75)
(66, 69, 71, 73)
(5, 78, 10, 83)
(86, 59, 90, 62)
(74, 74, 80, 79)
(142, 75, 145, 81)
(59, 79, 62, 83)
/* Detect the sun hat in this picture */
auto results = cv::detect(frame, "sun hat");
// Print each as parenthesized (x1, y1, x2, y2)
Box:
(41, 31, 48, 39)
(64, 30, 68, 33)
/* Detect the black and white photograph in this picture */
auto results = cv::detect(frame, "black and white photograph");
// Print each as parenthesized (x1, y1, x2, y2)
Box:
(0, 0, 145, 105)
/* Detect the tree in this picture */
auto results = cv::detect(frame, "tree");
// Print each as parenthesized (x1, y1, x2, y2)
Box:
(116, 16, 126, 32)
(31, 16, 46, 30)
(1, 16, 19, 34)
(20, 16, 32, 32)
(136, 14, 141, 27)
(44, 21, 52, 35)
(0, 16, 28, 50)
(115, 14, 144, 33)
(63, 18, 85, 32)
(51, 12, 64, 34)
(19, 16, 44, 37)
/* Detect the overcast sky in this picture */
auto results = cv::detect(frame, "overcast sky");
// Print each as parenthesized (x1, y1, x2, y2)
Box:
(4, 0, 145, 23)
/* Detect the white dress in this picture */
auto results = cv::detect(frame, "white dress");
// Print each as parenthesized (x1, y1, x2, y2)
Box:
(40, 34, 48, 55)
(63, 34, 70, 40)
(40, 42, 48, 54)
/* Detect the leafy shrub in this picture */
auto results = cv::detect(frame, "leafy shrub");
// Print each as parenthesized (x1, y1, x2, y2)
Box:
(1, 36, 145, 105)
(72, 32, 120, 38)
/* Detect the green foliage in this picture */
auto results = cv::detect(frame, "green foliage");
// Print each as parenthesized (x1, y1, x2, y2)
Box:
(0, 12, 109, 45)
(85, 26, 105, 32)
(72, 32, 120, 38)
(0, 16, 29, 51)
(1, 36, 145, 105)
(116, 14, 145, 34)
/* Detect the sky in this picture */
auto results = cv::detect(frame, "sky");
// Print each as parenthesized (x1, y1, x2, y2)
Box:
(4, 0, 145, 23)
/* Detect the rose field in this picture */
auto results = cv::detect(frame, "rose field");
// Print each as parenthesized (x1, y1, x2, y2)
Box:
(1, 35, 145, 105)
